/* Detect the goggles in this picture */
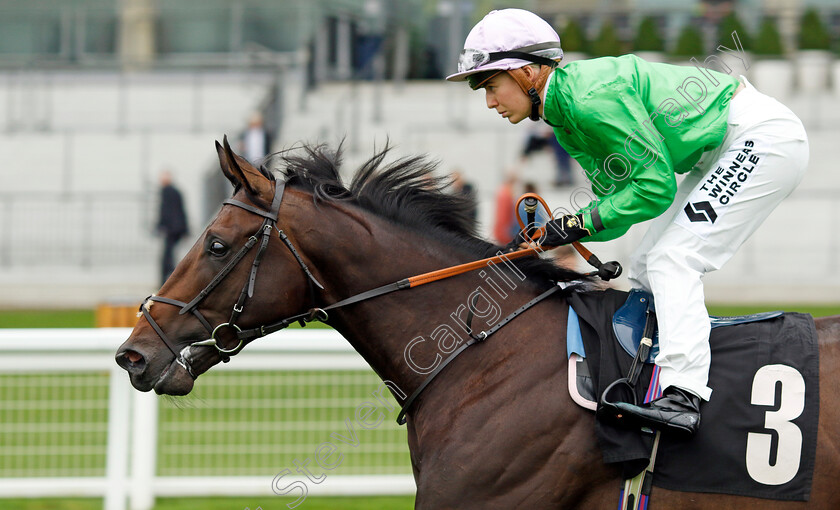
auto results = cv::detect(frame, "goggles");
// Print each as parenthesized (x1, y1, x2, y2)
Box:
(467, 70, 502, 90)
(457, 42, 564, 74)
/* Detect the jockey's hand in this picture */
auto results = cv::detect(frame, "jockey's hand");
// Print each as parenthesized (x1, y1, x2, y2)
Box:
(504, 229, 534, 252)
(541, 214, 593, 247)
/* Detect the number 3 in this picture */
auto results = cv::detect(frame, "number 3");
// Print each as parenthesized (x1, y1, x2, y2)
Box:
(745, 364, 805, 485)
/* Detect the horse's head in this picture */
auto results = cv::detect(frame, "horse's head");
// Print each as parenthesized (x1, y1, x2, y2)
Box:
(116, 137, 318, 395)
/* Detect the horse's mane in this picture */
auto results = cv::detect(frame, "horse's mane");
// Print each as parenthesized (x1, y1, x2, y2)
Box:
(262, 143, 594, 290)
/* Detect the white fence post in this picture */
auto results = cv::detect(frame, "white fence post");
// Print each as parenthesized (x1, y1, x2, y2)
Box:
(130, 390, 158, 510)
(104, 365, 131, 510)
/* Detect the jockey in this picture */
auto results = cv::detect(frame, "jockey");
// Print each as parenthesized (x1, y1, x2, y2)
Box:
(447, 8, 809, 436)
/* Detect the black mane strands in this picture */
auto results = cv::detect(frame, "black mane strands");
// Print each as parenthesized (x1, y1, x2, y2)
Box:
(270, 143, 592, 290)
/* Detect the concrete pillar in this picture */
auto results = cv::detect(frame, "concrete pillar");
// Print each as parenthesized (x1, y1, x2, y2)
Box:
(336, 16, 353, 80)
(392, 25, 409, 87)
(313, 22, 329, 85)
(118, 0, 156, 70)
(442, 1, 462, 78)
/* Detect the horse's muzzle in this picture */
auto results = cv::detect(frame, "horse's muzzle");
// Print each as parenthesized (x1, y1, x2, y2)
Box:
(115, 344, 159, 392)
(116, 348, 147, 375)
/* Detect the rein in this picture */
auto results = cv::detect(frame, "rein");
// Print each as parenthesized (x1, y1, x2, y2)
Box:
(234, 245, 544, 343)
(139, 178, 592, 424)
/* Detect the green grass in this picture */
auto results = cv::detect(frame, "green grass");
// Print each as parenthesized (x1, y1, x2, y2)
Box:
(0, 496, 415, 510)
(0, 310, 95, 328)
(0, 500, 99, 510)
(0, 310, 333, 329)
(1, 304, 838, 330)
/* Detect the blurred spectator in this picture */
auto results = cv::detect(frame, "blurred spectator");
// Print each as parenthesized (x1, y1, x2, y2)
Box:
(492, 170, 518, 244)
(156, 170, 188, 286)
(449, 170, 477, 223)
(240, 112, 272, 163)
(523, 181, 538, 195)
(521, 123, 573, 187)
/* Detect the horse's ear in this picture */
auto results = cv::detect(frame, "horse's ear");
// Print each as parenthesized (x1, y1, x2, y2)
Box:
(216, 139, 240, 188)
(216, 135, 272, 200)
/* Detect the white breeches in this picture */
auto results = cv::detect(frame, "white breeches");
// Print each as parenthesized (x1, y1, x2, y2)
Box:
(627, 77, 809, 401)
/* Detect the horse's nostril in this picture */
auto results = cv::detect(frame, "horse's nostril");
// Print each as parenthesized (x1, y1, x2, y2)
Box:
(117, 349, 147, 373)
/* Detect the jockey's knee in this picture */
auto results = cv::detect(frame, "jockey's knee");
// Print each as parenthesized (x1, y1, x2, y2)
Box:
(646, 245, 707, 279)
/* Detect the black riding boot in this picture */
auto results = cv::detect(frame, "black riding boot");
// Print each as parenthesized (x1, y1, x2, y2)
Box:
(613, 386, 701, 437)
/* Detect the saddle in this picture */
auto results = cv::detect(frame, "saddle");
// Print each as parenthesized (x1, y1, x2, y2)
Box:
(568, 289, 784, 407)
(566, 289, 819, 502)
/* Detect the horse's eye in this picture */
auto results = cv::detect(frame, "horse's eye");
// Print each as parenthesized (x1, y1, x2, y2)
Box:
(209, 240, 228, 257)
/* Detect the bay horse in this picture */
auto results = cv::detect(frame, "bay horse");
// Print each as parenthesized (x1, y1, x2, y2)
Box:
(116, 139, 840, 509)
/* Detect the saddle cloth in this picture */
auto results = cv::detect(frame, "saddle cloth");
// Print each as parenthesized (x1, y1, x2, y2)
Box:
(567, 289, 819, 501)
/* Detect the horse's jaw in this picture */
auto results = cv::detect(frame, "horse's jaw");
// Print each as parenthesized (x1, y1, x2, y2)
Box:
(153, 343, 227, 395)
(152, 357, 196, 395)
(119, 353, 195, 395)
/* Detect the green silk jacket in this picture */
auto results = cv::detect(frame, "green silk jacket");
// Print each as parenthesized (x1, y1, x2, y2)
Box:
(542, 54, 740, 241)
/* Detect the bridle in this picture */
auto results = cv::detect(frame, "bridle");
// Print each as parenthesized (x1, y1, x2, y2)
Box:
(139, 176, 621, 424)
(140, 177, 325, 377)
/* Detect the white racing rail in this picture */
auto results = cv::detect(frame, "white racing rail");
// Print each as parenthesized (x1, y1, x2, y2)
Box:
(0, 328, 415, 510)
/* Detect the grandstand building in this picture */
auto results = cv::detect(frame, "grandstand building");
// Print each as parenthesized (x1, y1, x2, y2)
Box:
(0, 0, 838, 306)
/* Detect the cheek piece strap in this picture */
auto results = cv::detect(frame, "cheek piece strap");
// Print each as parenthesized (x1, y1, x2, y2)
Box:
(507, 65, 556, 121)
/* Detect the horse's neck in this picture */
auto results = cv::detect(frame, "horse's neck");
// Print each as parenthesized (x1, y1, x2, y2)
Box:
(301, 215, 567, 410)
(318, 233, 473, 389)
